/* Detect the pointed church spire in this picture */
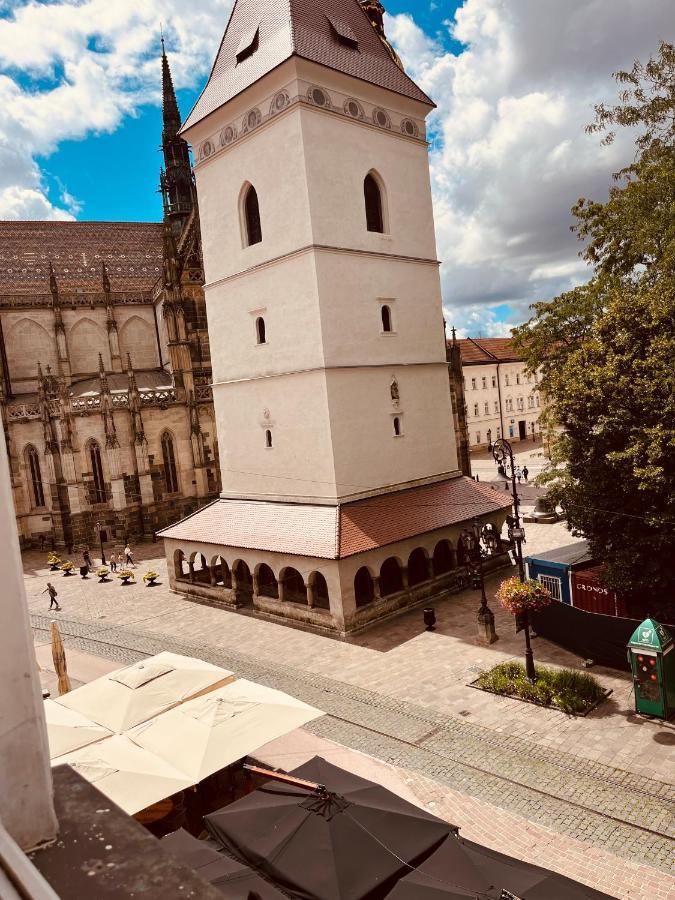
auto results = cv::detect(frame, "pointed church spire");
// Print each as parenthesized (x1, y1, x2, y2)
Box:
(161, 36, 182, 144)
(160, 36, 194, 237)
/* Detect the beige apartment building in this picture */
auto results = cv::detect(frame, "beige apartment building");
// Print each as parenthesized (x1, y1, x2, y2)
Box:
(458, 338, 542, 450)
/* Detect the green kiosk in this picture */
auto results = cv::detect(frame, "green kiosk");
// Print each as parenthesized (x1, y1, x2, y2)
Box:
(627, 618, 675, 719)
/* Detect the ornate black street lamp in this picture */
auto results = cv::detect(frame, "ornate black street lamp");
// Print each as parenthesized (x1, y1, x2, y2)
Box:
(459, 520, 500, 644)
(491, 437, 537, 681)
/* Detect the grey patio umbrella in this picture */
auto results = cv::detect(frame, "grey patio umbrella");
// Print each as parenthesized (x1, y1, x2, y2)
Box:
(205, 756, 466, 900)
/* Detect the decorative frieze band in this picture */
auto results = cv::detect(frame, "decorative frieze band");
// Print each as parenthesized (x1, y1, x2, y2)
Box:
(0, 291, 154, 310)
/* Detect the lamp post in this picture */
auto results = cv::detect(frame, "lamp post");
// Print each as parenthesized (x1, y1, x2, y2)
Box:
(459, 520, 499, 644)
(491, 438, 536, 681)
(94, 521, 106, 566)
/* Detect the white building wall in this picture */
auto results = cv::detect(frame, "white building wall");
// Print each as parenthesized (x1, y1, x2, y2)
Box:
(463, 360, 542, 448)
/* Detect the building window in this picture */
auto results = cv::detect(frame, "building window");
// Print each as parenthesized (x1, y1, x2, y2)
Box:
(265, 429, 273, 448)
(381, 304, 392, 332)
(256, 316, 266, 344)
(509, 425, 514, 437)
(26, 446, 45, 508)
(517, 397, 524, 411)
(536, 394, 540, 407)
(393, 416, 401, 436)
(484, 402, 489, 414)
(471, 378, 476, 390)
(473, 404, 479, 416)
(505, 374, 510, 386)
(482, 377, 487, 389)
(243, 184, 262, 246)
(476, 432, 481, 444)
(161, 432, 179, 493)
(494, 401, 499, 413)
(364, 173, 384, 233)
(89, 441, 106, 503)
(492, 375, 496, 388)
(538, 574, 562, 601)
(528, 395, 534, 408)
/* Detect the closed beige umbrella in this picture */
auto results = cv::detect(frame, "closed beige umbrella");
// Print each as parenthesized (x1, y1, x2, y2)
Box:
(50, 621, 71, 696)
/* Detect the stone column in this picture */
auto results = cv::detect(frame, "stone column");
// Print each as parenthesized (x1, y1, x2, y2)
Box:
(0, 429, 58, 848)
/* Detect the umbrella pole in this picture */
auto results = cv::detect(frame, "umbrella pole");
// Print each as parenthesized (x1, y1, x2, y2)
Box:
(50, 621, 72, 696)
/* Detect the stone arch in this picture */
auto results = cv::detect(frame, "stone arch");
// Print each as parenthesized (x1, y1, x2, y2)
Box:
(432, 539, 455, 576)
(210, 554, 231, 588)
(232, 559, 253, 605)
(279, 566, 307, 604)
(119, 315, 158, 370)
(7, 319, 57, 382)
(407, 547, 430, 587)
(189, 551, 211, 585)
(174, 549, 188, 580)
(354, 566, 375, 608)
(255, 562, 278, 599)
(379, 557, 404, 597)
(308, 571, 329, 610)
(68, 317, 109, 375)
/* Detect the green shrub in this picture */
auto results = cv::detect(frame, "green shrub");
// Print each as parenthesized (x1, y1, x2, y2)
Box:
(476, 661, 605, 714)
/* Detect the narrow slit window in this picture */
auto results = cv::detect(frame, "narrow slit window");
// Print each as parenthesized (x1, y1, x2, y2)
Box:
(265, 429, 273, 448)
(90, 441, 105, 503)
(27, 446, 45, 508)
(381, 305, 392, 332)
(244, 185, 262, 246)
(162, 432, 179, 493)
(256, 316, 266, 344)
(364, 174, 384, 233)
(393, 416, 401, 436)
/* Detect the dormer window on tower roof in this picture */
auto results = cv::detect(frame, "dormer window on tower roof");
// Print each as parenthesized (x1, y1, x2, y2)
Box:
(327, 16, 359, 50)
(236, 23, 260, 64)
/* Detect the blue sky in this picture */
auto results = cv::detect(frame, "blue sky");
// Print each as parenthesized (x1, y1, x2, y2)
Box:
(0, 0, 671, 334)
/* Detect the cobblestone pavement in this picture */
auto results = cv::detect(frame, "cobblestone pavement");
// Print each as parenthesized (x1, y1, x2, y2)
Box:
(31, 611, 675, 881)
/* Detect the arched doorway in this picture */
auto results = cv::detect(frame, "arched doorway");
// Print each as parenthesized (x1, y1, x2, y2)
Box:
(407, 548, 429, 587)
(210, 555, 231, 588)
(279, 567, 307, 604)
(308, 572, 329, 610)
(190, 552, 211, 585)
(255, 563, 279, 599)
(379, 557, 403, 596)
(354, 567, 375, 607)
(174, 549, 188, 580)
(432, 540, 455, 576)
(232, 560, 253, 605)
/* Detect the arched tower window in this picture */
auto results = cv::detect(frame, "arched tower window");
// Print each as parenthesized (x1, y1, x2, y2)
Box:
(381, 305, 392, 332)
(161, 432, 179, 493)
(244, 185, 262, 246)
(89, 441, 105, 503)
(26, 446, 45, 508)
(256, 316, 266, 344)
(393, 416, 401, 436)
(364, 173, 384, 233)
(265, 429, 273, 448)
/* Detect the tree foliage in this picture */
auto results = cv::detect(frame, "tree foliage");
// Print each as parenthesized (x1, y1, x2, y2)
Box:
(512, 43, 675, 612)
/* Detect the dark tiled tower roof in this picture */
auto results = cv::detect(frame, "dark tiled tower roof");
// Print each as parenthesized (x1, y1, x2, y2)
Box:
(182, 0, 432, 133)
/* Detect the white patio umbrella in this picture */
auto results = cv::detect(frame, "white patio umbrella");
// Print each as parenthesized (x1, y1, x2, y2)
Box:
(55, 652, 235, 732)
(127, 679, 323, 783)
(43, 698, 112, 758)
(53, 734, 194, 815)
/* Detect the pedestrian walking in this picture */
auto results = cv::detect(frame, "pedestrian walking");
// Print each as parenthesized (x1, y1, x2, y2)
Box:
(522, 465, 529, 481)
(43, 582, 60, 611)
(515, 466, 522, 483)
(83, 548, 92, 571)
(109, 552, 117, 572)
(124, 544, 135, 567)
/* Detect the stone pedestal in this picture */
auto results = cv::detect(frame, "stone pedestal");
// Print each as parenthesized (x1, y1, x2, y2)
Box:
(477, 609, 498, 645)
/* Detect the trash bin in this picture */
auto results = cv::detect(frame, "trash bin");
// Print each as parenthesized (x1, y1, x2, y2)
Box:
(627, 618, 675, 719)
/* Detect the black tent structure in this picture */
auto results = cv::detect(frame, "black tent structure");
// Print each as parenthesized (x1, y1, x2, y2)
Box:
(205, 757, 458, 899)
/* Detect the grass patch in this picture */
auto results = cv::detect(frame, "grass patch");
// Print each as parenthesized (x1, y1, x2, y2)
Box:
(475, 661, 607, 715)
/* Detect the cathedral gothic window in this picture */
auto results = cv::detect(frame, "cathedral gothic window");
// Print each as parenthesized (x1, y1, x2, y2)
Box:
(364, 173, 384, 233)
(243, 185, 262, 246)
(162, 432, 179, 494)
(89, 441, 106, 503)
(26, 446, 45, 508)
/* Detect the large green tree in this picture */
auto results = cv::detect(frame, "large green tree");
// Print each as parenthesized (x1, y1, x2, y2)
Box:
(512, 43, 675, 614)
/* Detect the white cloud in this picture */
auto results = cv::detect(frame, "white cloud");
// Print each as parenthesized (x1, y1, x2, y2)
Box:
(0, 0, 231, 218)
(387, 0, 673, 332)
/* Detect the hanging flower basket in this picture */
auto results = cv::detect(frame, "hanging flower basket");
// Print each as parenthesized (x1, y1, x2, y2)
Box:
(496, 576, 552, 616)
(96, 566, 110, 583)
(142, 571, 159, 587)
(117, 569, 135, 585)
(47, 553, 61, 571)
(60, 561, 74, 576)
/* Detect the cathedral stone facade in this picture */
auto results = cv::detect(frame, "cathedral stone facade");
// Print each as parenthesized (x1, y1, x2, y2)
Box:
(0, 48, 220, 550)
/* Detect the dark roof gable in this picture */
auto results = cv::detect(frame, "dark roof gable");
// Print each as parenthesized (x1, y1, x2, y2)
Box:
(182, 0, 432, 133)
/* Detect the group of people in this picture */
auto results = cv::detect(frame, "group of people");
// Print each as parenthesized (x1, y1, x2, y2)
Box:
(515, 465, 529, 483)
(44, 543, 136, 611)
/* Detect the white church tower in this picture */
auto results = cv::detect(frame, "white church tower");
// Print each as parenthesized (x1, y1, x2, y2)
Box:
(161, 0, 511, 633)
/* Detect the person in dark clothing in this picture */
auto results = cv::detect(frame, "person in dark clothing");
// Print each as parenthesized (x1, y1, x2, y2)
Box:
(522, 466, 529, 481)
(83, 548, 92, 571)
(43, 582, 60, 610)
